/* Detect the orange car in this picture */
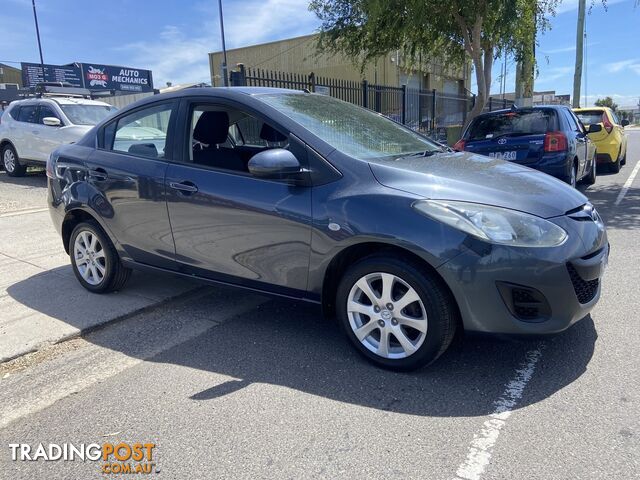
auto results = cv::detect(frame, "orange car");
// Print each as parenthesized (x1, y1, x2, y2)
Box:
(574, 107, 628, 173)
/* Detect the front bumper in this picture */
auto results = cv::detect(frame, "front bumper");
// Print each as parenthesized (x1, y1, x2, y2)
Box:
(436, 215, 608, 335)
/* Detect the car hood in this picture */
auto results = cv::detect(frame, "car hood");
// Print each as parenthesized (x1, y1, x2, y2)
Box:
(368, 151, 587, 218)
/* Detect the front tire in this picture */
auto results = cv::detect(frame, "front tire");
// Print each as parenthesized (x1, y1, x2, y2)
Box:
(70, 221, 131, 293)
(2, 144, 26, 177)
(336, 254, 457, 371)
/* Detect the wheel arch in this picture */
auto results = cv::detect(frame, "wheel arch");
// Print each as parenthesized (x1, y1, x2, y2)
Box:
(320, 241, 460, 322)
(61, 209, 109, 255)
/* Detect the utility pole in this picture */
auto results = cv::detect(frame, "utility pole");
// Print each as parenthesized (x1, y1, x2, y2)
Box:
(217, 0, 229, 87)
(572, 0, 586, 108)
(31, 0, 46, 83)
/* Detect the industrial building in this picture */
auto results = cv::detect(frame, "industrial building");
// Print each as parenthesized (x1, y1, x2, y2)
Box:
(0, 63, 22, 105)
(208, 34, 470, 95)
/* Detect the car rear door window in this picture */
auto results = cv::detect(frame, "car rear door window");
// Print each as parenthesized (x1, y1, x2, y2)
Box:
(106, 103, 173, 159)
(467, 110, 557, 140)
(17, 105, 38, 124)
(563, 109, 584, 133)
(8, 106, 21, 120)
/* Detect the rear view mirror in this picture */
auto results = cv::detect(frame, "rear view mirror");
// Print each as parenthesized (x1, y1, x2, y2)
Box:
(587, 123, 602, 134)
(43, 117, 61, 127)
(621, 119, 630, 127)
(248, 149, 301, 179)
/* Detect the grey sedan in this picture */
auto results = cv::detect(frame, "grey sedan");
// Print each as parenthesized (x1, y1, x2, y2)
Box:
(47, 88, 608, 370)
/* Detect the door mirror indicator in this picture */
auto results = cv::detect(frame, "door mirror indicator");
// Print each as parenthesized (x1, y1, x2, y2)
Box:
(248, 149, 302, 179)
(42, 117, 62, 127)
(587, 123, 602, 134)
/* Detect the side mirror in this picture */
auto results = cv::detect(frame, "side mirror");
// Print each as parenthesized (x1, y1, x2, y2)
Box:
(587, 123, 602, 134)
(43, 117, 61, 127)
(248, 149, 301, 179)
(621, 119, 630, 127)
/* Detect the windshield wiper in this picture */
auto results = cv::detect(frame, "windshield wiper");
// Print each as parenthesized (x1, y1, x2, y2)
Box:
(405, 149, 442, 158)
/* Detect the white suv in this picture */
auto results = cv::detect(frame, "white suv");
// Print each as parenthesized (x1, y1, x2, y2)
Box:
(0, 96, 117, 176)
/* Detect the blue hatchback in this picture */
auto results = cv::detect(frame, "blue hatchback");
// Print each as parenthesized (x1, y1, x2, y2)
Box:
(454, 105, 600, 188)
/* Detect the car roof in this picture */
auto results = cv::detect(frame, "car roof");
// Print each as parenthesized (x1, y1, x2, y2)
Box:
(125, 86, 304, 106)
(473, 105, 566, 120)
(573, 107, 606, 112)
(9, 97, 111, 107)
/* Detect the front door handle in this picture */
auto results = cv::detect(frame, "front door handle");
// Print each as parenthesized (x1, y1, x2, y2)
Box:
(169, 181, 198, 194)
(88, 168, 108, 181)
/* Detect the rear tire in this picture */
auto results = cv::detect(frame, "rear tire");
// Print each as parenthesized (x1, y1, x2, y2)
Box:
(336, 254, 457, 371)
(2, 144, 26, 177)
(69, 221, 131, 293)
(609, 157, 621, 174)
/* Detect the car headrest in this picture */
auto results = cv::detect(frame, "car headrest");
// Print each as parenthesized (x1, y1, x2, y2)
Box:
(128, 143, 158, 158)
(260, 123, 287, 143)
(193, 111, 229, 145)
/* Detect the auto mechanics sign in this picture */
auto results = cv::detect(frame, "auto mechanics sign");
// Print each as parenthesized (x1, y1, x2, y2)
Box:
(82, 64, 153, 93)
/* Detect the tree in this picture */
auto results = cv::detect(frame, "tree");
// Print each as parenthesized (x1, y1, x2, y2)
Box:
(594, 96, 618, 111)
(309, 0, 557, 124)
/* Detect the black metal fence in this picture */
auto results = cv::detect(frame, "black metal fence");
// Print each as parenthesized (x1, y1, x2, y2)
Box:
(231, 66, 490, 144)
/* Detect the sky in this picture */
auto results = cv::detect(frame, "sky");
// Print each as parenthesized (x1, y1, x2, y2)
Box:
(1, 0, 638, 108)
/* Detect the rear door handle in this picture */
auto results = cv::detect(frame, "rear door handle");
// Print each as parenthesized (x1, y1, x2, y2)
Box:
(32, 130, 39, 135)
(88, 168, 108, 181)
(169, 181, 198, 193)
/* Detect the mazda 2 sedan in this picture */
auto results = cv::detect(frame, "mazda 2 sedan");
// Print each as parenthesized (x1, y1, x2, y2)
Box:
(47, 88, 608, 370)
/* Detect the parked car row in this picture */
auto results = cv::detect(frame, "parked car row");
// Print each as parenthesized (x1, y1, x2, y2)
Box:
(453, 104, 629, 187)
(41, 87, 607, 371)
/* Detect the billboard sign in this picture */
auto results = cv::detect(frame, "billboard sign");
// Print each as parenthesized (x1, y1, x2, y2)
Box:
(21, 62, 83, 88)
(81, 64, 153, 93)
(21, 62, 154, 92)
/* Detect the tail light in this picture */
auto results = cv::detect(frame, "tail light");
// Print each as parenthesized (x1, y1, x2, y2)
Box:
(602, 113, 613, 134)
(453, 139, 466, 151)
(544, 132, 568, 153)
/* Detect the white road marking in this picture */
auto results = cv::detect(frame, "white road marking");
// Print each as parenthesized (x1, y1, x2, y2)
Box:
(453, 345, 545, 480)
(0, 207, 48, 218)
(615, 159, 640, 206)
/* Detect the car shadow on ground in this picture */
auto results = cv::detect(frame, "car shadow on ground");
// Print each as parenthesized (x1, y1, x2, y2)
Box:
(579, 182, 640, 231)
(0, 169, 47, 187)
(7, 271, 597, 418)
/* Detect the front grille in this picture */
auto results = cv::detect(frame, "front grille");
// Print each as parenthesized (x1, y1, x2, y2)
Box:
(567, 264, 599, 304)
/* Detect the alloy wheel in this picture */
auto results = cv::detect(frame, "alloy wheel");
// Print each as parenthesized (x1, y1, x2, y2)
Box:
(347, 272, 428, 359)
(73, 230, 107, 286)
(3, 149, 15, 173)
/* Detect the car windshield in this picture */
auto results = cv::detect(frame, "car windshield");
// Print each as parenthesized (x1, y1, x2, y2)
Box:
(467, 110, 557, 140)
(258, 93, 441, 160)
(575, 111, 604, 126)
(60, 104, 118, 126)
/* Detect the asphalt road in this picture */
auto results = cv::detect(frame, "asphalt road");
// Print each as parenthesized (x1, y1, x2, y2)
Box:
(1, 132, 639, 479)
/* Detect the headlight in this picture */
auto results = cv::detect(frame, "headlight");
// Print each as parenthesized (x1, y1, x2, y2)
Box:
(413, 200, 568, 247)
